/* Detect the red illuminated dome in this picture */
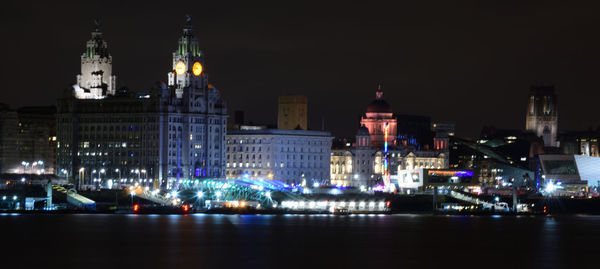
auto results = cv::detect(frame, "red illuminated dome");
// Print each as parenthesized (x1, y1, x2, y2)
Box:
(367, 99, 392, 113)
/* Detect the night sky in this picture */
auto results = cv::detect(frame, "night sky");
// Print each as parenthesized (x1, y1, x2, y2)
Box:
(1, 0, 599, 138)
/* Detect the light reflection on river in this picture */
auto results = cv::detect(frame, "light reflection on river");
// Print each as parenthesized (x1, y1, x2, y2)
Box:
(1, 214, 598, 268)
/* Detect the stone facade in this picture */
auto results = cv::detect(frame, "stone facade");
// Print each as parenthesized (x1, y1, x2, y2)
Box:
(525, 86, 558, 147)
(331, 126, 447, 187)
(360, 85, 397, 148)
(56, 18, 227, 190)
(74, 24, 116, 99)
(226, 129, 332, 184)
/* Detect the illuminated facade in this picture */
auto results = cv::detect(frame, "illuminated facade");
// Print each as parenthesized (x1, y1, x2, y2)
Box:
(73, 21, 116, 99)
(331, 84, 447, 188)
(525, 86, 558, 147)
(360, 84, 397, 148)
(225, 129, 332, 184)
(56, 17, 227, 189)
(331, 125, 447, 187)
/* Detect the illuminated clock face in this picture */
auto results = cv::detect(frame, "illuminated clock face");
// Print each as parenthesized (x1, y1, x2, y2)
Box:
(175, 61, 186, 75)
(192, 62, 203, 76)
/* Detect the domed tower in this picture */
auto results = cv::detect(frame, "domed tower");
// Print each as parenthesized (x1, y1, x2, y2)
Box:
(356, 125, 371, 149)
(74, 19, 116, 99)
(360, 84, 397, 148)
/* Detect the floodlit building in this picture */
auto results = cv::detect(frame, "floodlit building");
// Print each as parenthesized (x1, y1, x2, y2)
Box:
(0, 104, 56, 174)
(331, 84, 448, 188)
(56, 17, 227, 189)
(525, 86, 558, 147)
(225, 129, 332, 185)
(73, 21, 116, 99)
(360, 84, 397, 148)
(536, 154, 588, 194)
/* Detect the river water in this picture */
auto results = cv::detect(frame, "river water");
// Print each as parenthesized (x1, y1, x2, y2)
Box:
(0, 213, 597, 268)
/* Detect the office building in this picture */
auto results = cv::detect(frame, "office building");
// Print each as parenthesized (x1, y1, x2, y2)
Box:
(226, 129, 332, 185)
(56, 17, 227, 189)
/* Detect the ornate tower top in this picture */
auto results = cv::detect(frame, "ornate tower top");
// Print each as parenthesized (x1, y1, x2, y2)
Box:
(367, 83, 391, 113)
(176, 15, 201, 57)
(94, 18, 101, 32)
(73, 19, 116, 99)
(375, 83, 383, 99)
(85, 19, 109, 58)
(168, 15, 206, 97)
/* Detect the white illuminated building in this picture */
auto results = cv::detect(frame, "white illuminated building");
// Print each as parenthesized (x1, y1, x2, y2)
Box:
(225, 129, 332, 185)
(73, 22, 116, 99)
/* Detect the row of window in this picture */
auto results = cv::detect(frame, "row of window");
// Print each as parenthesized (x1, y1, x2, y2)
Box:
(226, 170, 326, 178)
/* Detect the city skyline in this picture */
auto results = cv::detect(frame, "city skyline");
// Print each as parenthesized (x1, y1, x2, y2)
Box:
(2, 1, 600, 138)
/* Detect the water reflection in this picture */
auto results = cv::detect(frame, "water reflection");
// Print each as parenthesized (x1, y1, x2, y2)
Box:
(0, 214, 598, 268)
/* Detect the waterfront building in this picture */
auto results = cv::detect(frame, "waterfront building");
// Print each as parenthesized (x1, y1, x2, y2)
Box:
(225, 129, 332, 185)
(278, 95, 307, 130)
(559, 131, 600, 157)
(360, 85, 397, 148)
(0, 104, 19, 174)
(525, 85, 558, 147)
(536, 154, 589, 194)
(331, 85, 448, 188)
(56, 17, 227, 189)
(0, 104, 56, 174)
(331, 132, 447, 188)
(449, 134, 538, 187)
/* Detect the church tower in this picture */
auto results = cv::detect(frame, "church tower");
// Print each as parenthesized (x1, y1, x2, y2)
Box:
(74, 20, 116, 99)
(167, 15, 206, 99)
(525, 86, 558, 147)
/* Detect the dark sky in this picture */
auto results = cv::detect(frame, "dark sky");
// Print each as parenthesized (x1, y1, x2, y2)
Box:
(1, 0, 599, 138)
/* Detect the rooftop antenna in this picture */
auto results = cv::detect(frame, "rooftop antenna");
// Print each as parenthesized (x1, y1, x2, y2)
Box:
(93, 18, 101, 32)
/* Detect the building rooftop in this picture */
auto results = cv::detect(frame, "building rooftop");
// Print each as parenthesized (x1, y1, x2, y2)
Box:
(227, 129, 331, 137)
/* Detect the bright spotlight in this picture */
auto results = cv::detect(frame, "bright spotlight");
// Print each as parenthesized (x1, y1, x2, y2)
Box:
(545, 181, 556, 193)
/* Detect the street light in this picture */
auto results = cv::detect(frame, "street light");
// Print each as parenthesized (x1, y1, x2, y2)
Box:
(37, 160, 44, 174)
(135, 169, 141, 185)
(61, 169, 69, 183)
(141, 169, 147, 187)
(130, 189, 135, 207)
(79, 167, 85, 190)
(115, 169, 121, 189)
(21, 161, 30, 173)
(100, 168, 106, 188)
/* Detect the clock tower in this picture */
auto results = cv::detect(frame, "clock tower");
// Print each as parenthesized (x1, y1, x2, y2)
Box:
(167, 15, 206, 98)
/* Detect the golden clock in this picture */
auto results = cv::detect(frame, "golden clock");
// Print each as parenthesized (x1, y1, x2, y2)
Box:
(175, 61, 186, 75)
(192, 62, 203, 76)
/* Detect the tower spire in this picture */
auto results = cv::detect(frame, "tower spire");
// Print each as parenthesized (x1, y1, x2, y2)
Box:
(93, 18, 101, 32)
(183, 14, 193, 35)
(376, 83, 383, 100)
